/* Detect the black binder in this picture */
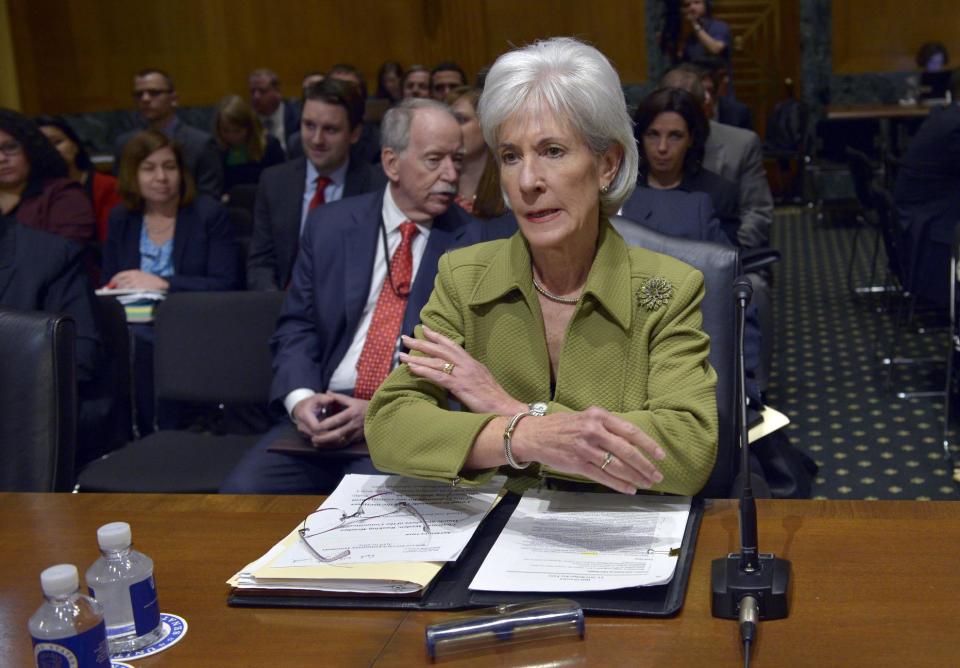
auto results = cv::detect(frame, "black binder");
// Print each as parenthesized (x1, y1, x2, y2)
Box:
(229, 494, 703, 617)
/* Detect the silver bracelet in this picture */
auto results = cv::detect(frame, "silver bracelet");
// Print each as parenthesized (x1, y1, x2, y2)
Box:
(503, 411, 533, 469)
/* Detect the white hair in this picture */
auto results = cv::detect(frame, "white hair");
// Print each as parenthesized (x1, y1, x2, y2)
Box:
(478, 37, 638, 218)
(381, 98, 457, 154)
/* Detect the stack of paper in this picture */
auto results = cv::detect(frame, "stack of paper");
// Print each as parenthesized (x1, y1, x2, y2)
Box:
(228, 474, 505, 596)
(469, 490, 691, 592)
(95, 288, 167, 323)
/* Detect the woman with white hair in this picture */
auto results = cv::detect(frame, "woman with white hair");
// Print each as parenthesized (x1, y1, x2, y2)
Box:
(365, 38, 717, 496)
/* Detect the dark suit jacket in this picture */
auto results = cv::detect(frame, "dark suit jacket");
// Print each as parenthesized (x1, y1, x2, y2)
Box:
(0, 217, 100, 384)
(680, 168, 742, 246)
(268, 190, 478, 406)
(717, 97, 754, 132)
(102, 195, 240, 292)
(246, 157, 386, 291)
(115, 119, 225, 199)
(893, 103, 960, 306)
(621, 186, 728, 245)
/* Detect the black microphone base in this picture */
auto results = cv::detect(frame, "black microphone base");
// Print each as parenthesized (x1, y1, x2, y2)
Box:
(711, 553, 790, 620)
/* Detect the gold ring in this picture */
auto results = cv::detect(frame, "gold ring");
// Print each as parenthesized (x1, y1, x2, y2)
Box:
(442, 362, 455, 375)
(600, 451, 615, 471)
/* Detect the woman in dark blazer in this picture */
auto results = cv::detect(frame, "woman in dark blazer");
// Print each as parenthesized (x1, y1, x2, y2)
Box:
(103, 130, 239, 292)
(105, 129, 239, 434)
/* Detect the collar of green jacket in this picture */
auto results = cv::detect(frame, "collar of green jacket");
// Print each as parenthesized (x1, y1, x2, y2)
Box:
(466, 218, 633, 332)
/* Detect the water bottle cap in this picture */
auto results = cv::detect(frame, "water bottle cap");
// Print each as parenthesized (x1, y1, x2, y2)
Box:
(40, 564, 79, 597)
(97, 521, 132, 550)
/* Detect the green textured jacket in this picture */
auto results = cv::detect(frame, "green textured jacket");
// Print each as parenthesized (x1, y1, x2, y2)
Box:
(365, 220, 718, 495)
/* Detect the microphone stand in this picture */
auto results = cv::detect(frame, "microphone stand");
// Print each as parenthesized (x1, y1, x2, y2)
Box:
(711, 279, 790, 664)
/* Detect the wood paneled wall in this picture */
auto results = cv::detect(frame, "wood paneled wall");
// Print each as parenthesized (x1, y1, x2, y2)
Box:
(8, 0, 647, 115)
(832, 1, 960, 74)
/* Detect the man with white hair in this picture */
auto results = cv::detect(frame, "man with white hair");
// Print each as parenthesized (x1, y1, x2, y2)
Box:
(221, 99, 482, 494)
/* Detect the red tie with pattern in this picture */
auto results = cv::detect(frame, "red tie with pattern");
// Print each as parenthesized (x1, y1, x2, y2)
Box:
(353, 221, 419, 400)
(308, 176, 332, 211)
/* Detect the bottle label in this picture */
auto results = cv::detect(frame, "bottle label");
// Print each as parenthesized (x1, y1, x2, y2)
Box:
(32, 620, 110, 668)
(130, 575, 161, 636)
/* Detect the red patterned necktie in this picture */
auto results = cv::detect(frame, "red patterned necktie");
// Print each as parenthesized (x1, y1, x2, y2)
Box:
(353, 221, 419, 400)
(308, 176, 332, 211)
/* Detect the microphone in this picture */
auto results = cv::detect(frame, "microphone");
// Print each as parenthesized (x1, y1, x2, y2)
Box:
(711, 277, 791, 663)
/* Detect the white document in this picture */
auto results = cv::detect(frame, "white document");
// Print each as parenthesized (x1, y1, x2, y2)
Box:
(470, 490, 691, 592)
(269, 474, 505, 567)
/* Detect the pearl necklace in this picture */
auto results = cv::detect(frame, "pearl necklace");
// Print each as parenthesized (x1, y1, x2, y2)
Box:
(532, 276, 581, 304)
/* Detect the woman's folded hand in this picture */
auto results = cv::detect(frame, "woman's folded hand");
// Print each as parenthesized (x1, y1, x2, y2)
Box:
(512, 407, 666, 495)
(400, 325, 525, 416)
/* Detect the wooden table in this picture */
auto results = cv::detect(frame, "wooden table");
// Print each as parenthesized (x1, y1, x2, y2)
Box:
(2, 494, 959, 667)
(825, 104, 932, 121)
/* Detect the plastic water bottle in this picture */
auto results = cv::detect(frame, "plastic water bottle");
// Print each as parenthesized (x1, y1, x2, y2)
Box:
(28, 563, 111, 667)
(85, 522, 162, 653)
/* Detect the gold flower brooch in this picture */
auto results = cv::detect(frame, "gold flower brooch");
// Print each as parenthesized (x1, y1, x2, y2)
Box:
(637, 277, 674, 311)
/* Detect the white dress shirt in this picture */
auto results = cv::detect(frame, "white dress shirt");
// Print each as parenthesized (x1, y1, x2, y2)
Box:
(284, 184, 432, 416)
(300, 158, 349, 232)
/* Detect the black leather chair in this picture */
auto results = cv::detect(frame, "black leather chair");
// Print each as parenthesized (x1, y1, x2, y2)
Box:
(942, 223, 960, 481)
(0, 309, 77, 491)
(76, 291, 285, 492)
(871, 184, 945, 399)
(76, 295, 133, 466)
(610, 216, 739, 498)
(844, 147, 885, 296)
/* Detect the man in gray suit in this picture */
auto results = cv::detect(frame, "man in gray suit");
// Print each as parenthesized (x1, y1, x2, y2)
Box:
(662, 65, 773, 251)
(114, 69, 223, 199)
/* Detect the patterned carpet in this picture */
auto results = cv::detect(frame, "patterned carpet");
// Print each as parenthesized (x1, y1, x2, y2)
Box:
(766, 207, 959, 500)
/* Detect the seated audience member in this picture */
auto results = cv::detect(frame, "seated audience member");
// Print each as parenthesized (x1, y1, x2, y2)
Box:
(287, 65, 382, 165)
(916, 41, 949, 73)
(104, 130, 240, 434)
(894, 71, 960, 308)
(328, 64, 381, 165)
(221, 98, 484, 494)
(402, 65, 431, 99)
(0, 214, 103, 464)
(431, 61, 467, 101)
(445, 86, 506, 218)
(0, 109, 96, 247)
(36, 116, 121, 243)
(248, 67, 299, 155)
(376, 61, 404, 105)
(632, 87, 740, 244)
(213, 95, 285, 194)
(662, 65, 771, 250)
(115, 69, 223, 199)
(692, 57, 752, 131)
(365, 38, 718, 496)
(662, 66, 775, 389)
(679, 0, 733, 92)
(246, 79, 385, 291)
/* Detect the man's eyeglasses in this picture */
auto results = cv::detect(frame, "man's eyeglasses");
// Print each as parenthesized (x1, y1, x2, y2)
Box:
(297, 491, 430, 563)
(0, 141, 22, 157)
(132, 89, 172, 99)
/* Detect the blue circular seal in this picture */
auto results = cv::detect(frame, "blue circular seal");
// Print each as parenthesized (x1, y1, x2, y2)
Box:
(110, 613, 188, 661)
